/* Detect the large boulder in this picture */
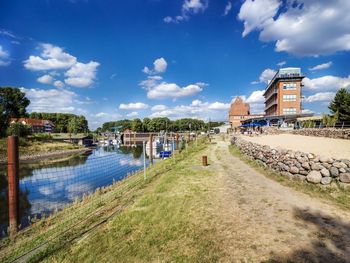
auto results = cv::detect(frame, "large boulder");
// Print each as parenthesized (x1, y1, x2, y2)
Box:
(311, 163, 323, 171)
(339, 173, 350, 183)
(290, 166, 299, 174)
(320, 168, 330, 177)
(330, 167, 339, 177)
(321, 177, 332, 185)
(306, 171, 322, 184)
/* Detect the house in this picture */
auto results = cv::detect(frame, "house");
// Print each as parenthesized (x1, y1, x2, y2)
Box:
(228, 97, 264, 127)
(10, 118, 55, 133)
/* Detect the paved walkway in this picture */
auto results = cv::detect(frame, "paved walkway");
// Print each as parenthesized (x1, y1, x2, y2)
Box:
(205, 138, 350, 262)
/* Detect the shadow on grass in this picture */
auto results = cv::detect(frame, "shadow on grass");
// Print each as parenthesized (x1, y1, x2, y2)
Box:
(266, 207, 350, 263)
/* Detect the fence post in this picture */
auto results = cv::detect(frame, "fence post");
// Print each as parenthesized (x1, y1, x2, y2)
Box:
(7, 135, 19, 237)
(149, 134, 153, 165)
(143, 141, 146, 180)
(172, 137, 175, 164)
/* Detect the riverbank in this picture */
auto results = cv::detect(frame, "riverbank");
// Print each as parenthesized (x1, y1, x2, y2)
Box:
(1, 136, 349, 262)
(0, 139, 87, 164)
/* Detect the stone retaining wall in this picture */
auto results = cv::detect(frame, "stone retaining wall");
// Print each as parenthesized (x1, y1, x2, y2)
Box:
(262, 127, 350, 140)
(231, 136, 350, 185)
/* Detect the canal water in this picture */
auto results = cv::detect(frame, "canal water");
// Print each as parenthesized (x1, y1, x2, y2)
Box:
(0, 145, 150, 236)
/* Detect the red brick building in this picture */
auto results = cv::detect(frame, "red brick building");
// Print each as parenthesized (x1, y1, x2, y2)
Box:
(229, 97, 251, 127)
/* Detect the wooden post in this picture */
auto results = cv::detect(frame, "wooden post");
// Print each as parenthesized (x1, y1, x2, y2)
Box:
(149, 134, 153, 164)
(202, 156, 208, 166)
(176, 133, 179, 150)
(7, 136, 19, 237)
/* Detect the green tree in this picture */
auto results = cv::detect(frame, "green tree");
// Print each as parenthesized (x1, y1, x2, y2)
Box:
(131, 118, 143, 132)
(0, 87, 30, 137)
(68, 117, 79, 134)
(329, 88, 350, 121)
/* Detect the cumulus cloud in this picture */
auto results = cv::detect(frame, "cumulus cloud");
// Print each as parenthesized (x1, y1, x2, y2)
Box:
(163, 0, 208, 23)
(150, 99, 230, 120)
(303, 75, 350, 91)
(304, 92, 335, 102)
(64, 61, 100, 88)
(119, 102, 149, 110)
(246, 90, 265, 103)
(252, 68, 276, 84)
(20, 87, 77, 113)
(54, 80, 65, 88)
(147, 82, 203, 99)
(238, 0, 281, 37)
(151, 104, 168, 111)
(309, 61, 333, 71)
(37, 74, 54, 84)
(0, 45, 10, 66)
(143, 57, 167, 75)
(126, 112, 139, 118)
(24, 43, 77, 71)
(238, 0, 350, 56)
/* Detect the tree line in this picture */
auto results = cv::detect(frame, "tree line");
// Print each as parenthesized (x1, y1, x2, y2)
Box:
(99, 118, 225, 133)
(0, 87, 89, 137)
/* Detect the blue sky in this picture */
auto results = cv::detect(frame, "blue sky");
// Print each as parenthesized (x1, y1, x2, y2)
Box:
(1, 0, 350, 129)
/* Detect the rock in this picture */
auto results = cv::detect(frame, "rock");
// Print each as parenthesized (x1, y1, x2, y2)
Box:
(339, 168, 346, 173)
(297, 157, 308, 164)
(340, 159, 350, 167)
(321, 177, 332, 185)
(322, 163, 331, 169)
(281, 171, 293, 179)
(320, 168, 330, 177)
(295, 174, 306, 181)
(333, 162, 347, 169)
(320, 156, 331, 163)
(311, 163, 323, 171)
(290, 166, 299, 174)
(302, 162, 310, 170)
(307, 153, 314, 159)
(299, 170, 309, 175)
(339, 173, 350, 183)
(306, 171, 322, 184)
(330, 167, 339, 177)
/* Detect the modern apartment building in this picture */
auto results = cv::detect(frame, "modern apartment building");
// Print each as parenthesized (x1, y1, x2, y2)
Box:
(264, 68, 304, 116)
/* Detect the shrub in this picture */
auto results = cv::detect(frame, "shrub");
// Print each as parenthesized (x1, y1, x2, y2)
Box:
(6, 123, 32, 137)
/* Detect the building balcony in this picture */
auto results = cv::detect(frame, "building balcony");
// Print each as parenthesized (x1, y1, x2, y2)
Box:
(265, 99, 278, 110)
(264, 89, 278, 101)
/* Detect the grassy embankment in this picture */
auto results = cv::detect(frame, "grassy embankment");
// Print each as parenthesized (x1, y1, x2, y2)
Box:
(0, 135, 83, 161)
(229, 144, 350, 211)
(0, 138, 224, 262)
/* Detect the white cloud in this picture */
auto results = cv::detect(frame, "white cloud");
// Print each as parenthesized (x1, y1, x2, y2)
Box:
(309, 61, 333, 71)
(163, 0, 208, 23)
(304, 92, 335, 102)
(223, 1, 232, 16)
(0, 45, 10, 66)
(24, 43, 77, 71)
(54, 80, 65, 88)
(126, 111, 139, 118)
(151, 104, 168, 111)
(207, 102, 231, 110)
(20, 88, 77, 113)
(246, 90, 265, 103)
(147, 82, 203, 99)
(143, 58, 167, 75)
(238, 0, 350, 56)
(256, 68, 277, 84)
(37, 74, 54, 84)
(238, 0, 281, 37)
(64, 61, 100, 88)
(95, 112, 108, 118)
(303, 75, 350, 91)
(150, 99, 230, 120)
(139, 76, 163, 89)
(119, 102, 149, 110)
(277, 61, 286, 67)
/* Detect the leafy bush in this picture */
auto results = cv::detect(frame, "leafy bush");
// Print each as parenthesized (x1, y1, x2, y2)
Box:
(6, 123, 32, 137)
(33, 133, 52, 141)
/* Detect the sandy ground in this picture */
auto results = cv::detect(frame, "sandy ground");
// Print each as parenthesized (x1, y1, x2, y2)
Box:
(242, 134, 350, 160)
(202, 138, 350, 262)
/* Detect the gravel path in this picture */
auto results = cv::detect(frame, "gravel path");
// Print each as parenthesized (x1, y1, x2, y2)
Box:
(243, 134, 350, 160)
(205, 138, 350, 262)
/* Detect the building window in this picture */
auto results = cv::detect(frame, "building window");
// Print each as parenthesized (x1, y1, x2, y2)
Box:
(283, 108, 297, 115)
(283, 94, 297, 101)
(282, 83, 297, 90)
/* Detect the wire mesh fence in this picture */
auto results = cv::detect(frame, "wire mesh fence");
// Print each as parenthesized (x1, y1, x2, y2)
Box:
(0, 136, 205, 263)
(0, 144, 151, 238)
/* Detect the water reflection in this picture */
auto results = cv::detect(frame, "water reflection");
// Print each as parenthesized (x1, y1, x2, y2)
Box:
(0, 145, 147, 236)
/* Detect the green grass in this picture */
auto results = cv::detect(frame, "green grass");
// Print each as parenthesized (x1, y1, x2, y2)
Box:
(229, 145, 350, 211)
(0, 139, 224, 262)
(0, 138, 82, 160)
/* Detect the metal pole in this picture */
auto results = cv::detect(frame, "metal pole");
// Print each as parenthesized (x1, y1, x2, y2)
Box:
(7, 136, 19, 237)
(143, 141, 146, 180)
(172, 137, 175, 164)
(149, 134, 153, 164)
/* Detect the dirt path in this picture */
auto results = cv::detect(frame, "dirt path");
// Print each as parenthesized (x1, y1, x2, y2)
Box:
(206, 138, 350, 262)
